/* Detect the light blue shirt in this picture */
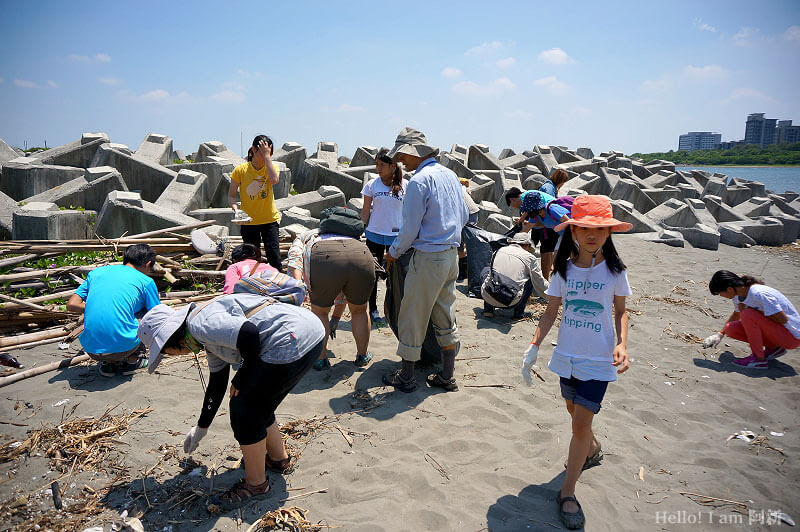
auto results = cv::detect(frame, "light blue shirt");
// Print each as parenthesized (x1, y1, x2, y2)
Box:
(389, 158, 469, 257)
(75, 264, 160, 354)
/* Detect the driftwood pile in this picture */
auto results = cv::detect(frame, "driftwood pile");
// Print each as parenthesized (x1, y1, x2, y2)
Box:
(0, 219, 293, 384)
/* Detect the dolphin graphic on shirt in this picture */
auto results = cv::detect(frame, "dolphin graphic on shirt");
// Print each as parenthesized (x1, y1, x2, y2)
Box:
(564, 299, 604, 317)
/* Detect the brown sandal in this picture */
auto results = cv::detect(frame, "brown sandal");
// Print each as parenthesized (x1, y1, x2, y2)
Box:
(209, 478, 270, 512)
(266, 453, 293, 474)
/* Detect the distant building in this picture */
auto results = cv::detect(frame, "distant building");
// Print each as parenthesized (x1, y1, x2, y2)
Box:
(744, 113, 778, 147)
(776, 120, 800, 144)
(714, 140, 746, 150)
(678, 131, 722, 151)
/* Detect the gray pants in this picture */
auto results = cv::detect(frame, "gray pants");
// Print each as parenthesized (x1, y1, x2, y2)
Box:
(396, 248, 460, 361)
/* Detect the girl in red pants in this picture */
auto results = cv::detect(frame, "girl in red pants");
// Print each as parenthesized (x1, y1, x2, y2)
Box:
(704, 270, 800, 369)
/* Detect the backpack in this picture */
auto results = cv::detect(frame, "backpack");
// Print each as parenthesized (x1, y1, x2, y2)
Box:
(480, 249, 522, 307)
(318, 206, 364, 238)
(545, 196, 574, 222)
(233, 264, 307, 306)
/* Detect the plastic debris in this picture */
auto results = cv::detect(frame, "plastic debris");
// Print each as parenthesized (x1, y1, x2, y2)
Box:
(52, 399, 70, 407)
(663, 382, 674, 386)
(0, 352, 23, 368)
(769, 511, 795, 526)
(726, 430, 756, 443)
(770, 431, 785, 437)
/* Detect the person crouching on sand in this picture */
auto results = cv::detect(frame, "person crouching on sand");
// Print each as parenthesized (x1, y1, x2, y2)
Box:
(137, 293, 325, 511)
(520, 195, 632, 530)
(703, 270, 800, 369)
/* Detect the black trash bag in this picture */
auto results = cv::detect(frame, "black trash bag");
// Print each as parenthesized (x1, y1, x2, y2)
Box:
(384, 250, 442, 367)
(462, 224, 509, 298)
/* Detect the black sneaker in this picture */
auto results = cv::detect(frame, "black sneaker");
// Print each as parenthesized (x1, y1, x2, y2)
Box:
(98, 361, 119, 377)
(121, 358, 148, 375)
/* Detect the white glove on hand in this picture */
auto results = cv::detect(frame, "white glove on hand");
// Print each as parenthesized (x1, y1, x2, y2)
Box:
(521, 343, 539, 386)
(702, 332, 723, 349)
(183, 426, 208, 454)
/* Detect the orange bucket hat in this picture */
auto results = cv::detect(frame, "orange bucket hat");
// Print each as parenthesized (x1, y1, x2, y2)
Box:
(554, 195, 633, 233)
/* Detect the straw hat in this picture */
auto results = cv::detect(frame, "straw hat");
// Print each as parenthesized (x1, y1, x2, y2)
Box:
(386, 127, 439, 159)
(554, 195, 633, 233)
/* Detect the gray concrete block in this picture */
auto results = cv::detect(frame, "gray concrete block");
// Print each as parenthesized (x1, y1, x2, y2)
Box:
(498, 152, 531, 169)
(494, 168, 523, 217)
(701, 177, 728, 204)
(665, 223, 720, 250)
(467, 144, 503, 171)
(642, 187, 682, 205)
(723, 185, 753, 207)
(612, 199, 661, 233)
(484, 213, 513, 234)
(719, 218, 784, 246)
(551, 146, 582, 164)
(449, 144, 469, 164)
(523, 174, 547, 191)
(23, 166, 128, 211)
(311, 142, 339, 168)
(1, 160, 86, 200)
(91, 143, 177, 202)
(272, 142, 307, 186)
(297, 160, 362, 199)
(498, 148, 516, 159)
(135, 133, 173, 166)
(281, 206, 320, 230)
(13, 205, 97, 240)
(468, 175, 495, 203)
(643, 170, 679, 189)
(187, 207, 238, 236)
(609, 178, 656, 213)
(689, 170, 711, 188)
(340, 164, 376, 183)
(0, 138, 19, 164)
(768, 193, 800, 216)
(732, 197, 773, 219)
(274, 186, 346, 218)
(730, 178, 767, 198)
(347, 197, 364, 213)
(777, 191, 798, 202)
(27, 135, 108, 168)
(532, 146, 560, 175)
(0, 189, 20, 239)
(95, 191, 200, 238)
(577, 147, 594, 159)
(631, 161, 653, 179)
(633, 229, 685, 247)
(555, 159, 600, 175)
(608, 157, 632, 170)
(674, 183, 700, 200)
(646, 198, 699, 227)
(349, 146, 378, 168)
(701, 195, 749, 223)
(166, 161, 236, 208)
(154, 169, 217, 214)
(717, 223, 757, 247)
(440, 152, 477, 181)
(520, 165, 544, 181)
(478, 201, 502, 228)
(644, 159, 675, 174)
(195, 141, 244, 165)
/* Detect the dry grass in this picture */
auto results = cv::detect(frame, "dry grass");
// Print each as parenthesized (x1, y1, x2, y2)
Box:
(247, 505, 332, 531)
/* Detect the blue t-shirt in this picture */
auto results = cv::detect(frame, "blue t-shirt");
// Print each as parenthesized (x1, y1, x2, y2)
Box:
(538, 180, 557, 197)
(75, 264, 160, 354)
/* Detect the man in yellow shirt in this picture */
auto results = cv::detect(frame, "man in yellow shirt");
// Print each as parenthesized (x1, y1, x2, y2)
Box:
(228, 135, 283, 271)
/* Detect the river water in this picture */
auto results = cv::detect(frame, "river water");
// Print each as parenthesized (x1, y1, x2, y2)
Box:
(676, 166, 800, 194)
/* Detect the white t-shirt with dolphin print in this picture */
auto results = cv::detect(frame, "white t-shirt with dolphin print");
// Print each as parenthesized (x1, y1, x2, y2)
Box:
(546, 260, 632, 379)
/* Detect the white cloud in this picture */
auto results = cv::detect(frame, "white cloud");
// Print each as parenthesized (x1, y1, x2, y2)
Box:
(452, 77, 516, 97)
(212, 90, 246, 103)
(98, 77, 122, 86)
(733, 27, 760, 46)
(693, 18, 716, 33)
(683, 64, 729, 80)
(465, 41, 504, 56)
(68, 52, 111, 63)
(140, 89, 170, 101)
(14, 78, 38, 88)
(722, 87, 776, 104)
(441, 67, 462, 79)
(532, 76, 570, 95)
(783, 25, 800, 45)
(46, 80, 58, 88)
(641, 78, 670, 92)
(537, 47, 573, 65)
(236, 69, 263, 79)
(496, 57, 515, 69)
(337, 103, 365, 112)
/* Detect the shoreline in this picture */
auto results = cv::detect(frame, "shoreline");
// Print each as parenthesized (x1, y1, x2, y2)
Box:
(675, 164, 800, 168)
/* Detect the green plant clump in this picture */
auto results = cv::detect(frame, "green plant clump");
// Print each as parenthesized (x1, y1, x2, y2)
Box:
(630, 142, 800, 166)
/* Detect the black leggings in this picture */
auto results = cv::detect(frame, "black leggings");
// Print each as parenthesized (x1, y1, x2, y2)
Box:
(365, 238, 386, 313)
(240, 222, 283, 271)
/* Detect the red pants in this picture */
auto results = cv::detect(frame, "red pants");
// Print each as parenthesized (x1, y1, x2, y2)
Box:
(725, 309, 800, 359)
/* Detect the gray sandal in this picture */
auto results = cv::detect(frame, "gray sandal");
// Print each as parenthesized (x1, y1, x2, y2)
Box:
(555, 492, 586, 530)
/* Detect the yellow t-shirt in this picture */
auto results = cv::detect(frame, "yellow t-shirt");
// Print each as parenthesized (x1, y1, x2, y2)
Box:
(231, 161, 281, 225)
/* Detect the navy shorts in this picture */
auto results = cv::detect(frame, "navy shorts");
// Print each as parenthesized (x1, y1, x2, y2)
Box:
(559, 376, 609, 414)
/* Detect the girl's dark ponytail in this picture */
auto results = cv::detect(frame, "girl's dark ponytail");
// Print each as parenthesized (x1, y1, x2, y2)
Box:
(391, 164, 403, 197)
(708, 270, 763, 295)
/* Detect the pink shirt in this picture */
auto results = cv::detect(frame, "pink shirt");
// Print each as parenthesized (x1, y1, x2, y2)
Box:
(223, 260, 277, 294)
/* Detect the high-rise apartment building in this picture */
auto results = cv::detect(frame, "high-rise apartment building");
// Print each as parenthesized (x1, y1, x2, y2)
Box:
(744, 113, 778, 147)
(776, 120, 800, 144)
(678, 131, 721, 151)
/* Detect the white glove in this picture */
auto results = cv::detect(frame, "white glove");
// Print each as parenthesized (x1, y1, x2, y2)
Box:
(702, 332, 723, 349)
(183, 426, 208, 454)
(521, 343, 540, 386)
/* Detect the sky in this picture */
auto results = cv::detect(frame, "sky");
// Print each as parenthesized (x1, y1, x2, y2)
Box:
(1, 0, 799, 158)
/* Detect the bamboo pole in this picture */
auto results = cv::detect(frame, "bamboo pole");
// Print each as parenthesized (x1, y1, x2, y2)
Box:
(5, 334, 69, 350)
(0, 244, 196, 254)
(0, 327, 71, 348)
(0, 293, 50, 312)
(127, 219, 216, 239)
(3, 237, 182, 246)
(0, 354, 91, 388)
(0, 253, 61, 269)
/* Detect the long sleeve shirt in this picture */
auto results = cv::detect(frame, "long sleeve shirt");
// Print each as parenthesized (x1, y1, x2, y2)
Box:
(389, 158, 469, 257)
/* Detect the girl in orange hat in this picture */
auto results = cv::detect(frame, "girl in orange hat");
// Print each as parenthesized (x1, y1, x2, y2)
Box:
(520, 195, 633, 530)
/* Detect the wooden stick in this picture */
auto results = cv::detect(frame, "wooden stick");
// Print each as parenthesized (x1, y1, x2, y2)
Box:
(3, 335, 68, 350)
(0, 353, 91, 388)
(278, 488, 327, 503)
(333, 423, 354, 447)
(463, 384, 515, 389)
(127, 219, 216, 239)
(0, 326, 71, 348)
(679, 492, 748, 508)
(4, 237, 182, 245)
(0, 253, 60, 269)
(0, 293, 50, 312)
(156, 254, 183, 268)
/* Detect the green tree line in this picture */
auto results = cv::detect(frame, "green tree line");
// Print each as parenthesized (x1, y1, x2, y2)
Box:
(629, 142, 800, 166)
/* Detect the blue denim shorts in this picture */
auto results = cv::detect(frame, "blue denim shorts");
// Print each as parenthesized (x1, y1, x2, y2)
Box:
(559, 376, 609, 414)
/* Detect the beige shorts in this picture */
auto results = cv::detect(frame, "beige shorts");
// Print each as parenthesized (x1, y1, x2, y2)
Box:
(87, 343, 145, 363)
(309, 239, 375, 307)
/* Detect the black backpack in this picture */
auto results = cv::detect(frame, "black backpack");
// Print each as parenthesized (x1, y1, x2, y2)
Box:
(318, 206, 364, 239)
